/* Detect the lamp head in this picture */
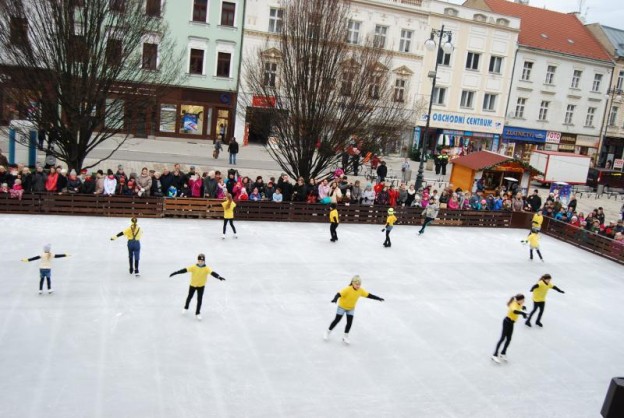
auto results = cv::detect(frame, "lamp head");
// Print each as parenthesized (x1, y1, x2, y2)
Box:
(424, 38, 436, 52)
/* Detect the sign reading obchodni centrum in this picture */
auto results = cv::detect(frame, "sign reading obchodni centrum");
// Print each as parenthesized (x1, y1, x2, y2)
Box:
(424, 111, 504, 134)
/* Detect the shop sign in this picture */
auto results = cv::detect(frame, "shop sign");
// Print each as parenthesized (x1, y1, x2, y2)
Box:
(252, 96, 276, 108)
(442, 129, 495, 139)
(546, 131, 561, 144)
(559, 134, 576, 145)
(431, 112, 501, 129)
(576, 135, 599, 148)
(614, 159, 624, 169)
(502, 126, 546, 143)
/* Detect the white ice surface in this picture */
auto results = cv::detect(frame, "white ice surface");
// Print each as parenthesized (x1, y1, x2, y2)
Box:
(0, 214, 622, 418)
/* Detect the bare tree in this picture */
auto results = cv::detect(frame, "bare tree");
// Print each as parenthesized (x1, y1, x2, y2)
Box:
(0, 0, 183, 170)
(241, 0, 410, 180)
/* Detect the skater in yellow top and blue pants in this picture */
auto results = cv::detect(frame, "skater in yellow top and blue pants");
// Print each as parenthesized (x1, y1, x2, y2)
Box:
(522, 228, 544, 261)
(324, 275, 384, 344)
(221, 193, 237, 239)
(329, 203, 339, 242)
(492, 294, 527, 363)
(169, 253, 226, 320)
(525, 274, 565, 327)
(21, 244, 70, 294)
(111, 217, 143, 276)
(382, 207, 397, 247)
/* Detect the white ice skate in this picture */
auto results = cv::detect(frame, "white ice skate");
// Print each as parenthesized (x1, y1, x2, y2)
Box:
(221, 235, 226, 240)
(182, 309, 188, 315)
(234, 234, 238, 239)
(323, 330, 331, 341)
(135, 272, 140, 277)
(499, 354, 508, 362)
(491, 355, 501, 364)
(342, 334, 350, 345)
(48, 289, 54, 294)
(196, 314, 202, 321)
(38, 290, 43, 295)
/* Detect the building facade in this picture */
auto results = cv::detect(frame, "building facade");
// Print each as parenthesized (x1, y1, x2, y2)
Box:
(466, 0, 614, 164)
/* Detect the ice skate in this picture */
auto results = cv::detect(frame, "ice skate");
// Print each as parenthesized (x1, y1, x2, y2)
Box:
(540, 259, 545, 263)
(525, 320, 532, 327)
(491, 355, 501, 364)
(182, 308, 188, 315)
(196, 314, 202, 321)
(342, 334, 350, 345)
(135, 272, 140, 277)
(38, 290, 43, 295)
(536, 322, 543, 327)
(129, 268, 134, 274)
(221, 234, 226, 240)
(323, 330, 331, 341)
(234, 234, 238, 239)
(48, 289, 54, 294)
(499, 354, 508, 362)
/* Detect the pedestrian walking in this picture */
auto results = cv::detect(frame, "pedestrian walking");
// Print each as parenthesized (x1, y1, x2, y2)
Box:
(228, 137, 239, 165)
(329, 203, 339, 242)
(418, 197, 439, 235)
(169, 253, 226, 321)
(21, 244, 70, 294)
(213, 138, 223, 159)
(111, 217, 143, 276)
(382, 207, 397, 247)
(323, 275, 384, 344)
(222, 193, 238, 239)
(492, 294, 527, 363)
(525, 274, 565, 327)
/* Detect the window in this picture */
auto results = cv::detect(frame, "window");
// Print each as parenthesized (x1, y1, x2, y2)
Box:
(489, 56, 502, 74)
(368, 75, 382, 99)
(432, 87, 446, 105)
(189, 48, 204, 74)
(69, 34, 87, 63)
(216, 52, 231, 77)
(609, 106, 618, 126)
(466, 52, 480, 70)
(180, 104, 205, 135)
(374, 25, 388, 49)
(106, 39, 122, 67)
(521, 61, 533, 81)
(394, 79, 406, 103)
(617, 70, 624, 90)
(142, 43, 158, 70)
(264, 62, 277, 87)
(437, 49, 451, 66)
(538, 101, 549, 121)
(482, 93, 497, 111)
(592, 74, 603, 92)
(460, 90, 474, 108)
(160, 104, 177, 132)
(564, 104, 575, 124)
(146, 0, 161, 17)
(192, 0, 208, 22)
(585, 107, 596, 127)
(341, 71, 355, 96)
(110, 0, 125, 12)
(545, 65, 556, 84)
(514, 97, 526, 118)
(347, 20, 360, 44)
(399, 30, 412, 53)
(571, 70, 582, 88)
(9, 16, 29, 47)
(221, 2, 236, 26)
(268, 8, 283, 33)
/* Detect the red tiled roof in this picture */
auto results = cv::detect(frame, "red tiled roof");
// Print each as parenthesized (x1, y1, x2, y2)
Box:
(451, 151, 511, 170)
(483, 0, 612, 62)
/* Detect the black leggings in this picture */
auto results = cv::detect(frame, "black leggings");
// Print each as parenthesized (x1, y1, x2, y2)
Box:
(223, 219, 237, 234)
(527, 301, 545, 324)
(329, 313, 354, 333)
(494, 317, 515, 356)
(330, 223, 338, 241)
(185, 286, 205, 315)
(384, 229, 391, 245)
(530, 249, 543, 260)
(419, 217, 434, 233)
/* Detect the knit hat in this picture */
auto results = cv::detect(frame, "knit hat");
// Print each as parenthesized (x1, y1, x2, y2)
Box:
(70, 169, 77, 176)
(388, 208, 394, 214)
(351, 275, 361, 285)
(197, 253, 205, 261)
(43, 244, 51, 252)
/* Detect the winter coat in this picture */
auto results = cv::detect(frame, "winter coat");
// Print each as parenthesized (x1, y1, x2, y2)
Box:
(103, 177, 117, 195)
(189, 176, 203, 197)
(137, 174, 152, 196)
(292, 183, 307, 202)
(94, 177, 105, 194)
(66, 176, 82, 193)
(203, 177, 218, 198)
(361, 188, 375, 205)
(32, 171, 47, 193)
(424, 203, 439, 218)
(81, 177, 95, 194)
(160, 172, 174, 192)
(45, 172, 59, 192)
(228, 141, 239, 154)
(150, 177, 163, 197)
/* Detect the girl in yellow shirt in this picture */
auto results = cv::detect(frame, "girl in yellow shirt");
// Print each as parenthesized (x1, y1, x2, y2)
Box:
(221, 193, 238, 239)
(525, 274, 565, 327)
(323, 275, 384, 344)
(169, 253, 226, 321)
(111, 217, 143, 276)
(382, 207, 397, 247)
(21, 244, 70, 294)
(492, 294, 527, 363)
(329, 203, 339, 242)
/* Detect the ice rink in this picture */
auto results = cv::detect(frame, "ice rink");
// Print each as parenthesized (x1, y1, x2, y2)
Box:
(0, 214, 622, 418)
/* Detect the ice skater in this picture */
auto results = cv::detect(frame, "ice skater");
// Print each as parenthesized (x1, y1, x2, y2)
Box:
(111, 217, 143, 276)
(324, 275, 384, 344)
(329, 203, 339, 242)
(21, 244, 70, 294)
(521, 228, 544, 261)
(169, 253, 226, 320)
(525, 274, 565, 327)
(418, 197, 439, 235)
(382, 207, 397, 247)
(531, 210, 543, 232)
(492, 294, 527, 363)
(221, 193, 237, 239)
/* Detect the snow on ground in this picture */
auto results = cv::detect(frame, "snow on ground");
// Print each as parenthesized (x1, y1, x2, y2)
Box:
(0, 214, 622, 418)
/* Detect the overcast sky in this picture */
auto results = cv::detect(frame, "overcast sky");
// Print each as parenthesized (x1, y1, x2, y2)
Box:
(448, 0, 624, 29)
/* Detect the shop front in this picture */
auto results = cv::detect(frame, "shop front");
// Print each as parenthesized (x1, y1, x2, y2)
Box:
(501, 126, 548, 163)
(599, 136, 624, 168)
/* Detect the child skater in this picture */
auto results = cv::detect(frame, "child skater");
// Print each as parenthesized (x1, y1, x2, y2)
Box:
(525, 274, 565, 327)
(21, 244, 70, 294)
(323, 275, 384, 344)
(521, 228, 544, 262)
(418, 197, 439, 235)
(329, 203, 339, 242)
(382, 207, 397, 247)
(221, 192, 237, 239)
(492, 294, 527, 363)
(111, 217, 143, 276)
(169, 253, 226, 320)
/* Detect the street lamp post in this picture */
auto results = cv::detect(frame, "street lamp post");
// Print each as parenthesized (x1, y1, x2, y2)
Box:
(598, 87, 622, 168)
(415, 25, 453, 191)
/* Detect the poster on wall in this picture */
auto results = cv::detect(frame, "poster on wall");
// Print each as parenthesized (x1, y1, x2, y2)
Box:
(182, 113, 199, 134)
(549, 182, 572, 207)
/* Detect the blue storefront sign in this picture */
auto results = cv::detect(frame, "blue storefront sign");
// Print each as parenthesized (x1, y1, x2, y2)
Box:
(503, 126, 546, 143)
